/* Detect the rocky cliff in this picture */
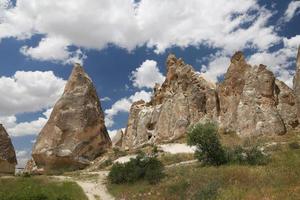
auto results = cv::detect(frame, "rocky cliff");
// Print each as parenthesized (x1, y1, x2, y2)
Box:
(294, 46, 300, 123)
(32, 64, 111, 171)
(0, 124, 17, 174)
(122, 54, 219, 149)
(122, 52, 299, 149)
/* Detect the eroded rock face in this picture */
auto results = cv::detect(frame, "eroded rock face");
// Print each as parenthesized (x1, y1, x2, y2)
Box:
(219, 55, 298, 136)
(0, 124, 17, 174)
(294, 46, 300, 122)
(123, 52, 299, 149)
(122, 55, 219, 149)
(112, 129, 124, 148)
(32, 64, 111, 171)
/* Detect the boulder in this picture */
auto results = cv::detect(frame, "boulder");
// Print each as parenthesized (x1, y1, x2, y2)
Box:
(0, 124, 17, 174)
(32, 64, 111, 171)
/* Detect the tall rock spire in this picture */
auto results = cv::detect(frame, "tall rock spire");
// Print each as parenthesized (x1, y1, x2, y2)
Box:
(0, 124, 17, 174)
(294, 46, 300, 121)
(32, 64, 111, 172)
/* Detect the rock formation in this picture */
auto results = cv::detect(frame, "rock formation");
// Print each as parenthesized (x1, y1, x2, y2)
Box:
(294, 46, 300, 122)
(112, 129, 124, 148)
(32, 64, 111, 171)
(122, 55, 219, 149)
(0, 124, 17, 174)
(122, 52, 299, 149)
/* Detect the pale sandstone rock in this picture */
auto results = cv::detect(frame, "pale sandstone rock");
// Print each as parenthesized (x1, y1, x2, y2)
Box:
(112, 129, 124, 147)
(123, 55, 219, 149)
(32, 64, 111, 171)
(0, 124, 17, 174)
(294, 46, 300, 122)
(123, 52, 299, 149)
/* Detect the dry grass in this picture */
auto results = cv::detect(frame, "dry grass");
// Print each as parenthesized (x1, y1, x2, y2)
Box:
(107, 139, 300, 200)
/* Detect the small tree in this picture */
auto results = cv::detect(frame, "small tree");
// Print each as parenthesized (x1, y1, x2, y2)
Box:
(187, 122, 227, 166)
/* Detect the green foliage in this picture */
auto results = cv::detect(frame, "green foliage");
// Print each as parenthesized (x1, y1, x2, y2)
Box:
(108, 154, 164, 184)
(0, 177, 87, 200)
(187, 122, 227, 166)
(113, 147, 127, 157)
(145, 157, 164, 184)
(227, 145, 269, 165)
(289, 141, 300, 150)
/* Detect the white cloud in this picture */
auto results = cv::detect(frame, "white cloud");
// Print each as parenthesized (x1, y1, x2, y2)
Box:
(0, 108, 52, 137)
(0, 70, 65, 137)
(100, 97, 111, 102)
(105, 90, 152, 127)
(0, 71, 65, 116)
(200, 53, 231, 83)
(282, 1, 300, 22)
(0, 0, 280, 60)
(20, 36, 86, 64)
(16, 149, 31, 168)
(131, 60, 165, 89)
(248, 35, 300, 87)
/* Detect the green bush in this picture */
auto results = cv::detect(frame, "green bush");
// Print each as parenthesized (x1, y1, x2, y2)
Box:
(289, 141, 300, 150)
(108, 154, 164, 184)
(187, 122, 227, 166)
(227, 145, 268, 165)
(145, 157, 164, 184)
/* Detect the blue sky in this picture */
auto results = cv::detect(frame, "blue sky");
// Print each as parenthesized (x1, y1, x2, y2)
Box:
(0, 0, 299, 167)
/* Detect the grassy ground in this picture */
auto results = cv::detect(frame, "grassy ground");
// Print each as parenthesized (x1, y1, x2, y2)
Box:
(0, 176, 88, 200)
(107, 133, 300, 200)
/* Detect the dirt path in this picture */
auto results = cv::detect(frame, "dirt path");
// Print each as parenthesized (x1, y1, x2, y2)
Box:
(55, 171, 115, 200)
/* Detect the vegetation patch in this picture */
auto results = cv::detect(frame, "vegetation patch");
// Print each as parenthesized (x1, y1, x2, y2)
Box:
(108, 153, 164, 184)
(0, 176, 87, 200)
(108, 148, 300, 200)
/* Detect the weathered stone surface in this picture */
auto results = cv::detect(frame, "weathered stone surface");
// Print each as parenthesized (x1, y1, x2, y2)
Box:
(219, 53, 299, 136)
(112, 130, 124, 147)
(218, 52, 251, 133)
(235, 65, 286, 136)
(32, 64, 111, 171)
(0, 124, 17, 174)
(123, 52, 299, 149)
(275, 80, 299, 131)
(122, 55, 219, 149)
(294, 46, 300, 122)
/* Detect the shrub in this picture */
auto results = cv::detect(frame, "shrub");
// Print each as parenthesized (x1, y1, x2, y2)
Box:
(227, 145, 268, 165)
(145, 157, 164, 184)
(108, 154, 164, 184)
(289, 141, 300, 150)
(187, 122, 227, 166)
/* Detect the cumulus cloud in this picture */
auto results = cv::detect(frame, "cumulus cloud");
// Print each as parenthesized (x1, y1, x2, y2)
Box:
(0, 70, 65, 137)
(131, 60, 165, 89)
(200, 53, 231, 83)
(100, 97, 111, 102)
(282, 1, 300, 22)
(0, 108, 52, 137)
(0, 0, 281, 60)
(16, 149, 31, 168)
(0, 71, 65, 116)
(248, 36, 300, 87)
(105, 90, 152, 127)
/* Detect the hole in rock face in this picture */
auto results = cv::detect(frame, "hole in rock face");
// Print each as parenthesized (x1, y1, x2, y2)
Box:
(146, 122, 156, 131)
(148, 134, 153, 140)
